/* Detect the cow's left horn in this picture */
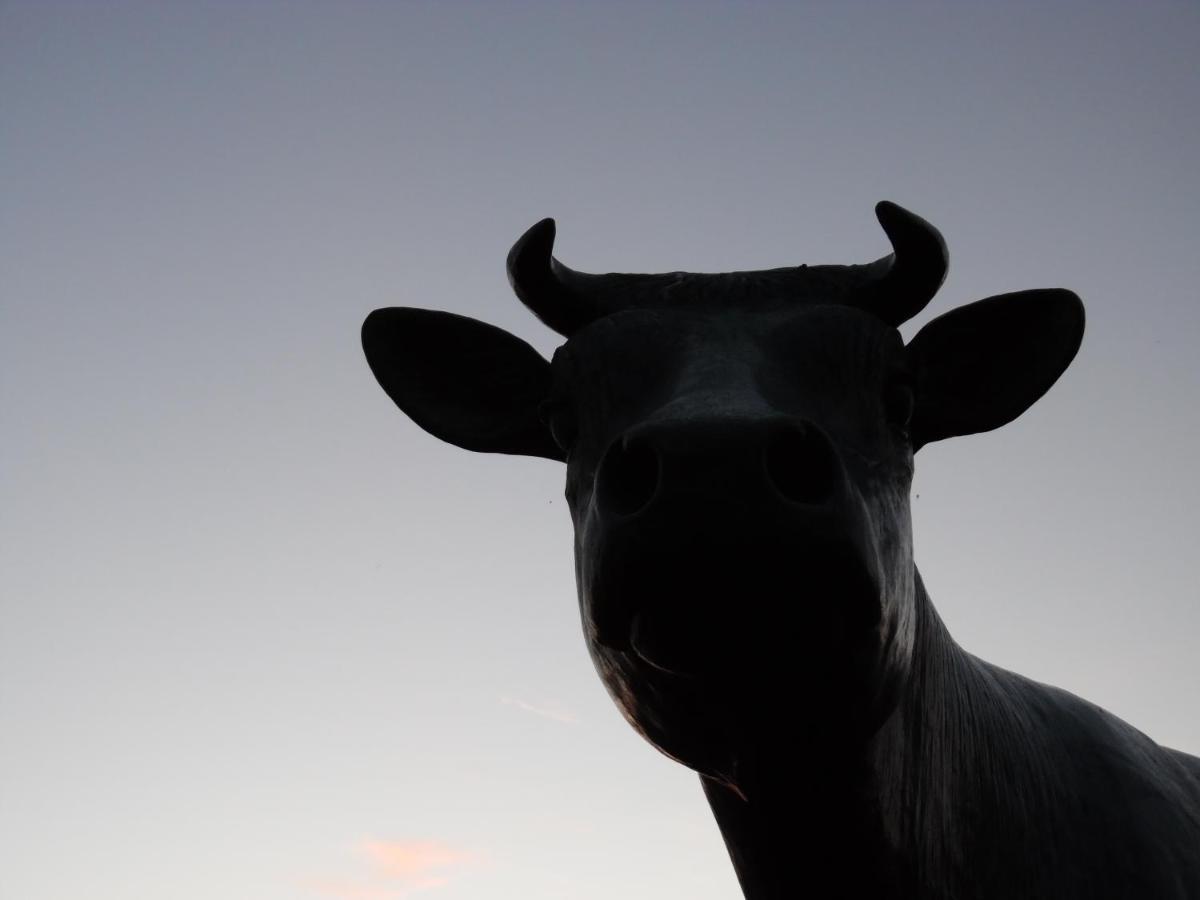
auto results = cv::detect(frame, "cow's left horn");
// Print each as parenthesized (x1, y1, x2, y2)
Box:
(855, 201, 949, 326)
(507, 218, 607, 336)
(508, 219, 677, 335)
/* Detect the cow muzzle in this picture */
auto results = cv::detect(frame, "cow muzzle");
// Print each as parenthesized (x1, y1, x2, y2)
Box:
(584, 417, 883, 682)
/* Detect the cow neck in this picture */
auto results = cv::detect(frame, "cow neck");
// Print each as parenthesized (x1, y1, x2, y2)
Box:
(699, 570, 993, 899)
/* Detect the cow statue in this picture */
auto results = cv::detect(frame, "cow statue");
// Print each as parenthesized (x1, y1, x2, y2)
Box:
(361, 202, 1200, 899)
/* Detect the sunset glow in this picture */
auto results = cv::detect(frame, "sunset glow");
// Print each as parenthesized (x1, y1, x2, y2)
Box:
(359, 839, 472, 880)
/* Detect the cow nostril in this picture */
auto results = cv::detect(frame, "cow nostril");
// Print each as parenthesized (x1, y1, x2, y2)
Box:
(764, 423, 837, 505)
(597, 436, 660, 518)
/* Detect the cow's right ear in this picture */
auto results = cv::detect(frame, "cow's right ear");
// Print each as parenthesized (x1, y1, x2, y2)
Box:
(906, 288, 1084, 451)
(362, 307, 564, 461)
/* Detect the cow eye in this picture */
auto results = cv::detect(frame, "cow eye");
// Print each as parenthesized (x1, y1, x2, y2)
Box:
(538, 398, 579, 452)
(883, 381, 915, 433)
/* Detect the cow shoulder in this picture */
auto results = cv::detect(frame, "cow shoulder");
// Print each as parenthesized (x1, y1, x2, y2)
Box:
(999, 671, 1200, 894)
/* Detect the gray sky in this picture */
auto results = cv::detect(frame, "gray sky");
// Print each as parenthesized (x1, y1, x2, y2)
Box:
(2, 2, 1197, 898)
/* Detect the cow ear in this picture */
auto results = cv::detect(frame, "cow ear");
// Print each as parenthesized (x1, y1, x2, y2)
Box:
(362, 307, 565, 461)
(907, 289, 1084, 450)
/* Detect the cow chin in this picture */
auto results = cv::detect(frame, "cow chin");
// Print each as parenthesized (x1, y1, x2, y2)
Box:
(579, 524, 907, 782)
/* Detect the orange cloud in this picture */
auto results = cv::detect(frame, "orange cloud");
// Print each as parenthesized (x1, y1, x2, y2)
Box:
(309, 838, 474, 900)
(359, 839, 472, 879)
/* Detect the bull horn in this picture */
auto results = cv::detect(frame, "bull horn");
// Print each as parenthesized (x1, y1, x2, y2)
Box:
(507, 203, 948, 334)
(507, 218, 678, 336)
(855, 201, 949, 326)
(506, 218, 605, 336)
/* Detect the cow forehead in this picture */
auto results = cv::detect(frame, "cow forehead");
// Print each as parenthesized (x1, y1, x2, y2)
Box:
(554, 303, 906, 387)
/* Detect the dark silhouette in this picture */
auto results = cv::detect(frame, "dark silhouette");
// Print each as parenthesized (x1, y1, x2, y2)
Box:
(362, 203, 1200, 898)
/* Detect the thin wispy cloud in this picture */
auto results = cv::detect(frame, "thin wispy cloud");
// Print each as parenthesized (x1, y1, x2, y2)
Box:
(310, 838, 475, 900)
(500, 695, 580, 724)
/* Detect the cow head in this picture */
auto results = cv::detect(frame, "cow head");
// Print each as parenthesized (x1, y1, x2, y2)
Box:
(362, 203, 1083, 794)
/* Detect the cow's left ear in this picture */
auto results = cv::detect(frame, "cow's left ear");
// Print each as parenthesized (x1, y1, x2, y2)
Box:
(906, 289, 1084, 450)
(362, 307, 565, 461)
